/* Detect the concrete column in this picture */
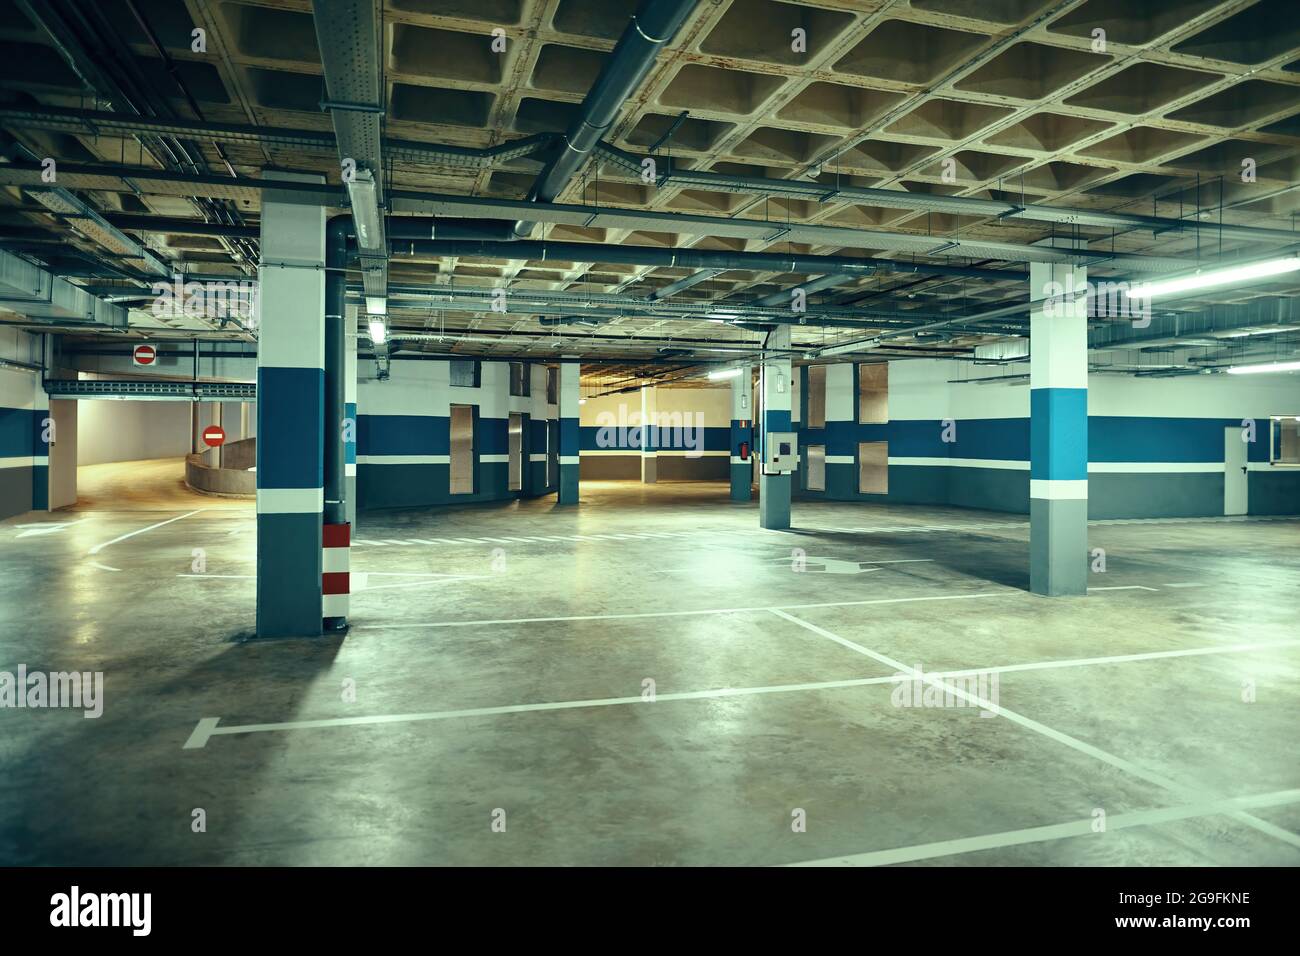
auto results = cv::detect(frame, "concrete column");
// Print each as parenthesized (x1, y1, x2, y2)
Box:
(344, 303, 358, 528)
(256, 171, 326, 637)
(31, 376, 49, 510)
(1029, 254, 1088, 596)
(729, 365, 752, 501)
(640, 386, 657, 483)
(759, 326, 792, 529)
(558, 361, 580, 504)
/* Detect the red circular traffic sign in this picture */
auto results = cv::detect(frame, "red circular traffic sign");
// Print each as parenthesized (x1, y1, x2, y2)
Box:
(202, 425, 226, 448)
(132, 344, 157, 366)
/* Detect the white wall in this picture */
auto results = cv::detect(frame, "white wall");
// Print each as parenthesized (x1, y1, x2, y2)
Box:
(77, 399, 193, 465)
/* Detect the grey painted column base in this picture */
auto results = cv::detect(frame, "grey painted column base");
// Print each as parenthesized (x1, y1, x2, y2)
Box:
(558, 465, 579, 504)
(256, 512, 323, 637)
(1029, 498, 1088, 596)
(730, 463, 751, 501)
(642, 455, 657, 483)
(345, 475, 356, 528)
(759, 473, 791, 529)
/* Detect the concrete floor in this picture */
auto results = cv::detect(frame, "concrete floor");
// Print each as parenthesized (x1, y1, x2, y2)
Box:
(75, 457, 250, 511)
(2, 478, 1298, 866)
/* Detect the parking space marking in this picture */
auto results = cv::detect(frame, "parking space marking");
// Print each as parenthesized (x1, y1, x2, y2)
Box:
(770, 607, 1300, 852)
(788, 789, 1300, 867)
(181, 636, 1299, 750)
(87, 510, 203, 554)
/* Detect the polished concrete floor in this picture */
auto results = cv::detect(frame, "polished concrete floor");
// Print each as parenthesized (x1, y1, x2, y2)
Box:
(75, 457, 250, 511)
(2, 477, 1298, 866)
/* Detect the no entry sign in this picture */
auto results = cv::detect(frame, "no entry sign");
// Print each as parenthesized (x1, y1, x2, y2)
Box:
(132, 344, 157, 366)
(202, 425, 226, 448)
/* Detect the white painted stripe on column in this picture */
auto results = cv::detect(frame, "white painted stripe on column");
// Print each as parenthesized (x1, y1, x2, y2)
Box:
(1030, 479, 1088, 500)
(322, 548, 349, 573)
(322, 593, 349, 617)
(257, 487, 324, 513)
(355, 454, 449, 465)
(528, 453, 547, 462)
(560, 455, 579, 465)
(480, 454, 509, 463)
(345, 463, 357, 477)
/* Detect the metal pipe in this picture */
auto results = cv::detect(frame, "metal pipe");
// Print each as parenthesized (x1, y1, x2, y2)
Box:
(513, 0, 698, 238)
(387, 238, 1022, 282)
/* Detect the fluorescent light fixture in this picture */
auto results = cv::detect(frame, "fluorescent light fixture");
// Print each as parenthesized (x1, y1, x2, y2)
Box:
(578, 398, 586, 405)
(347, 169, 382, 250)
(367, 320, 387, 345)
(1130, 256, 1300, 299)
(708, 367, 742, 380)
(365, 296, 386, 316)
(1225, 360, 1300, 375)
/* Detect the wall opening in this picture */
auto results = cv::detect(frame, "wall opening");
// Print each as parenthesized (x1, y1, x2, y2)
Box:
(449, 404, 475, 494)
(858, 441, 888, 494)
(858, 363, 888, 423)
(805, 443, 826, 491)
(508, 411, 524, 492)
(806, 365, 826, 428)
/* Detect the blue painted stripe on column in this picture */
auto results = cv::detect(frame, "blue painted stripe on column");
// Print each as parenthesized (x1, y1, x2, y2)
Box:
(357, 414, 448, 455)
(257, 367, 324, 489)
(1030, 388, 1087, 481)
(764, 409, 791, 432)
(32, 465, 48, 510)
(560, 417, 579, 457)
(344, 401, 357, 464)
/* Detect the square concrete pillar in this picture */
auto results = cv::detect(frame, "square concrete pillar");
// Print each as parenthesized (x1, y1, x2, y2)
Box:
(256, 172, 325, 636)
(344, 303, 358, 528)
(760, 326, 792, 529)
(1029, 253, 1088, 597)
(558, 361, 580, 504)
(730, 364, 753, 501)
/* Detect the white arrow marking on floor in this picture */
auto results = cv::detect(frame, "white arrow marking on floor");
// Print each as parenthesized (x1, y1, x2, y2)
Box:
(15, 518, 90, 538)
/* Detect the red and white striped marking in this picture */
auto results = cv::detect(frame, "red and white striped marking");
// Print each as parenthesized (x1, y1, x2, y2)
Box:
(323, 522, 350, 620)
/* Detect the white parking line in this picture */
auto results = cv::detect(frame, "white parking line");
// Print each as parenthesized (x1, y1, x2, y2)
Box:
(355, 591, 1015, 630)
(769, 607, 1300, 852)
(787, 789, 1300, 867)
(180, 636, 1300, 751)
(88, 510, 202, 555)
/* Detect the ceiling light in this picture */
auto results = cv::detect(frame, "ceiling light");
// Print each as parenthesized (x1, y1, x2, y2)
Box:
(1225, 360, 1300, 375)
(365, 296, 386, 316)
(708, 367, 742, 380)
(1130, 256, 1300, 299)
(367, 320, 387, 345)
(347, 169, 383, 250)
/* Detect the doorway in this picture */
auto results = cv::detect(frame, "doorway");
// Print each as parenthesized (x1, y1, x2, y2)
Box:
(449, 404, 475, 495)
(508, 412, 525, 493)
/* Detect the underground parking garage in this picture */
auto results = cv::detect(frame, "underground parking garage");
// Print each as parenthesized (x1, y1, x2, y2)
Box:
(1, 0, 1299, 909)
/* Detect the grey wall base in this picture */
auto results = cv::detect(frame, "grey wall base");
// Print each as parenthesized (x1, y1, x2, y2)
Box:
(256, 511, 323, 637)
(730, 462, 752, 501)
(641, 455, 657, 483)
(759, 473, 791, 529)
(1029, 498, 1088, 597)
(0, 466, 32, 519)
(558, 464, 578, 504)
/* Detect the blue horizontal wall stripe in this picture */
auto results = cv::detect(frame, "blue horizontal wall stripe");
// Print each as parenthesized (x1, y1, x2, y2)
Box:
(0, 406, 32, 459)
(478, 417, 508, 455)
(357, 414, 449, 456)
(1091, 416, 1263, 463)
(1030, 388, 1088, 481)
(257, 367, 323, 489)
